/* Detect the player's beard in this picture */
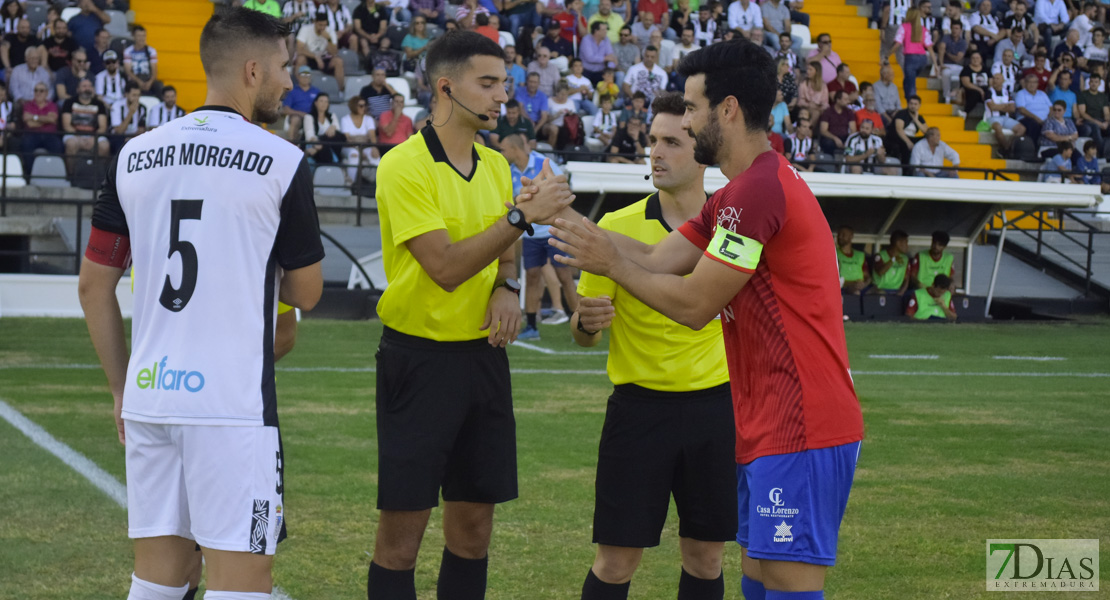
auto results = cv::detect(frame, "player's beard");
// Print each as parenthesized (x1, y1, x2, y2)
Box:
(692, 110, 723, 166)
(252, 70, 284, 124)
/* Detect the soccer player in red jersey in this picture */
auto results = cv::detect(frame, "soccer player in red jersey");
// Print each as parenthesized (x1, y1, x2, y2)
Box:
(550, 39, 864, 600)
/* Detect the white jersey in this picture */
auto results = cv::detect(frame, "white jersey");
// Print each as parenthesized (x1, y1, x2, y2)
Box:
(147, 103, 186, 128)
(91, 106, 325, 427)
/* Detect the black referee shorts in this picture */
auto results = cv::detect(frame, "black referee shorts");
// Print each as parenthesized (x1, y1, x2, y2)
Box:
(593, 383, 738, 547)
(375, 327, 518, 511)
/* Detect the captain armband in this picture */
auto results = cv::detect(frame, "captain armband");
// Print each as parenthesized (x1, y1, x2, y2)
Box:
(85, 226, 131, 269)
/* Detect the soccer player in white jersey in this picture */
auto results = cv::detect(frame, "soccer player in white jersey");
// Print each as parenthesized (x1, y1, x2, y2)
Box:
(78, 8, 325, 600)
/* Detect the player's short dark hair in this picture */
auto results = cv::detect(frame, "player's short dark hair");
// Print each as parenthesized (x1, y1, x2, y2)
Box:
(933, 274, 952, 289)
(505, 98, 521, 110)
(200, 7, 288, 78)
(651, 91, 686, 117)
(425, 31, 505, 88)
(315, 11, 329, 21)
(162, 85, 177, 96)
(837, 63, 850, 74)
(1085, 139, 1098, 153)
(476, 13, 489, 26)
(591, 21, 606, 34)
(132, 24, 146, 34)
(632, 91, 647, 101)
(124, 80, 141, 94)
(678, 39, 775, 132)
(891, 230, 909, 243)
(906, 94, 922, 103)
(570, 57, 582, 66)
(932, 231, 950, 246)
(645, 45, 658, 53)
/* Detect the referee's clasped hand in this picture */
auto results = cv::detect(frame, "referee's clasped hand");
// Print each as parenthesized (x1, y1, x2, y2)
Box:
(578, 296, 615, 332)
(514, 159, 575, 225)
(549, 217, 619, 277)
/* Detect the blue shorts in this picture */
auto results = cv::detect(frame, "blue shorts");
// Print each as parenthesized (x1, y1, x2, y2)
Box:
(737, 441, 861, 566)
(522, 236, 568, 270)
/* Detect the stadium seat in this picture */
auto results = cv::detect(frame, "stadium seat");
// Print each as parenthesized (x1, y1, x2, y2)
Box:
(344, 74, 372, 101)
(386, 25, 406, 49)
(387, 77, 413, 105)
(25, 2, 49, 31)
(341, 0, 361, 10)
(313, 165, 349, 196)
(1074, 137, 1092, 153)
(581, 115, 605, 153)
(338, 48, 364, 76)
(105, 10, 130, 37)
(30, 155, 68, 188)
(2, 154, 26, 189)
(793, 23, 814, 56)
(139, 95, 160, 113)
(499, 31, 515, 48)
(426, 23, 443, 40)
(60, 6, 80, 22)
(312, 73, 341, 101)
(110, 36, 133, 56)
(402, 105, 425, 125)
(330, 102, 350, 121)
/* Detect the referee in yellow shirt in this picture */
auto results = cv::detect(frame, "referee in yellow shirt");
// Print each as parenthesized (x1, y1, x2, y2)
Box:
(572, 92, 736, 600)
(369, 31, 574, 600)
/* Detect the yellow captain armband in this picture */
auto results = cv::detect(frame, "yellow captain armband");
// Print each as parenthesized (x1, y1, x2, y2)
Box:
(706, 226, 763, 272)
(278, 302, 294, 314)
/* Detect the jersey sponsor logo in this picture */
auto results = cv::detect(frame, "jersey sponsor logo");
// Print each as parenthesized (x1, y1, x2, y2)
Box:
(769, 487, 784, 507)
(757, 488, 801, 519)
(716, 206, 743, 232)
(135, 356, 206, 393)
(250, 499, 269, 554)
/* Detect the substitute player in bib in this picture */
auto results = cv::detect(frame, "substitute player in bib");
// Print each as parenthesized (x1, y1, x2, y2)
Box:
(78, 8, 325, 600)
(550, 40, 864, 600)
(370, 30, 574, 600)
(572, 91, 737, 600)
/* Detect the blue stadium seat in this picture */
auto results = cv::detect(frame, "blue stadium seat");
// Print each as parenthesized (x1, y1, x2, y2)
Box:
(30, 155, 68, 188)
(313, 165, 349, 196)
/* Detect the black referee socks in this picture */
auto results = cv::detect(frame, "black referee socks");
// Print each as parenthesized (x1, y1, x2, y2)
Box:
(367, 561, 416, 600)
(181, 588, 197, 600)
(677, 567, 724, 600)
(581, 569, 631, 600)
(437, 547, 488, 600)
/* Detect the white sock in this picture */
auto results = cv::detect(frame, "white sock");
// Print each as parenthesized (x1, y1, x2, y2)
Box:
(126, 574, 190, 600)
(203, 592, 272, 600)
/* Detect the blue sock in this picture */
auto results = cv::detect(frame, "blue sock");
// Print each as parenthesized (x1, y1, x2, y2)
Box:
(765, 591, 824, 600)
(740, 575, 765, 600)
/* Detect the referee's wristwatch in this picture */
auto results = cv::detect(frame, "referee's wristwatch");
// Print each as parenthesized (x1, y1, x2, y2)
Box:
(500, 278, 521, 296)
(506, 207, 534, 236)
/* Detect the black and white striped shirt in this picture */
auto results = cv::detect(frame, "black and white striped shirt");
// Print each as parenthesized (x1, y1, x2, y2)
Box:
(95, 70, 126, 106)
(969, 11, 999, 43)
(148, 103, 186, 128)
(844, 132, 883, 164)
(786, 134, 813, 161)
(317, 4, 354, 33)
(110, 100, 147, 135)
(282, 0, 316, 34)
(991, 61, 1020, 95)
(886, 0, 911, 27)
(691, 18, 717, 48)
(985, 86, 1013, 119)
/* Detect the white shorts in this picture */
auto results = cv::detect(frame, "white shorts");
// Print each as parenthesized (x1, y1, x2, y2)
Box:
(125, 421, 285, 555)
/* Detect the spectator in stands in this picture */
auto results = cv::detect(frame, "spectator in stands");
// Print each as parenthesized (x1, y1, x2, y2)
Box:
(87, 28, 110, 74)
(588, 0, 624, 43)
(401, 16, 431, 70)
(771, 88, 792, 134)
(304, 93, 345, 164)
(528, 46, 560, 97)
(906, 274, 957, 320)
(515, 72, 550, 131)
(282, 66, 320, 141)
(353, 0, 390, 56)
(1024, 50, 1052, 92)
(985, 71, 1026, 154)
(1016, 72, 1053, 144)
(544, 80, 575, 146)
(1055, 29, 1086, 70)
(872, 230, 910, 294)
(785, 118, 818, 170)
(618, 90, 648, 125)
(2, 17, 41, 74)
(1049, 70, 1077, 118)
(340, 95, 380, 182)
(61, 77, 109, 168)
(43, 19, 78, 73)
(1076, 139, 1101, 183)
(936, 21, 967, 104)
(368, 36, 403, 76)
(377, 93, 414, 153)
(912, 127, 960, 177)
(1071, 2, 1097, 47)
(358, 67, 396, 118)
(941, 2, 969, 41)
(553, 0, 590, 44)
(243, 0, 282, 18)
(296, 13, 346, 95)
(455, 0, 490, 30)
(888, 94, 925, 166)
(911, 230, 955, 289)
(891, 6, 933, 99)
(818, 90, 856, 154)
(147, 85, 185, 128)
(580, 22, 616, 84)
(808, 32, 841, 84)
(503, 0, 544, 41)
(762, 0, 792, 50)
(690, 4, 717, 47)
(477, 13, 502, 44)
(1004, 0, 1039, 50)
(539, 21, 574, 67)
(1034, 0, 1069, 48)
(566, 58, 597, 115)
(37, 6, 60, 41)
(1077, 72, 1110, 155)
(1040, 99, 1078, 152)
(122, 25, 161, 98)
(502, 45, 526, 97)
(836, 225, 870, 294)
(596, 66, 620, 105)
(776, 31, 798, 70)
(20, 82, 64, 179)
(873, 63, 902, 122)
(607, 113, 647, 163)
(9, 46, 52, 102)
(727, 0, 761, 38)
(961, 50, 989, 115)
(1088, 28, 1110, 65)
(648, 28, 676, 74)
(0, 82, 12, 147)
(622, 45, 667, 106)
(94, 49, 125, 106)
(637, 0, 671, 36)
(282, 0, 316, 55)
(55, 47, 89, 102)
(777, 56, 797, 107)
(798, 60, 829, 115)
(670, 0, 692, 38)
(631, 9, 662, 51)
(969, 0, 1003, 58)
(319, 0, 357, 54)
(613, 26, 640, 87)
(827, 63, 859, 106)
(880, 0, 911, 66)
(856, 88, 887, 135)
(992, 48, 1021, 96)
(67, 0, 109, 55)
(0, 1, 23, 37)
(844, 118, 888, 174)
(589, 93, 618, 147)
(993, 28, 1028, 70)
(109, 81, 146, 153)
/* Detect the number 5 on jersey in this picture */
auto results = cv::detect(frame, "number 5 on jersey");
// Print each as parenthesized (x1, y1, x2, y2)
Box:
(160, 199, 204, 312)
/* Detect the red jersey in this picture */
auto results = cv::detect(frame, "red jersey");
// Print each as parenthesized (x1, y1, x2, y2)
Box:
(637, 0, 669, 25)
(552, 10, 587, 44)
(678, 151, 864, 464)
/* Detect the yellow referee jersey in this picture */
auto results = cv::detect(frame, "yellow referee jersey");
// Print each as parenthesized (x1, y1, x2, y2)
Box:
(577, 194, 729, 392)
(376, 125, 514, 341)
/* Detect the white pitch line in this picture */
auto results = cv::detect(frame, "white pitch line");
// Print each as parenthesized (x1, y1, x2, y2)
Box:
(0, 397, 297, 599)
(992, 356, 1067, 361)
(868, 354, 940, 360)
(511, 341, 609, 356)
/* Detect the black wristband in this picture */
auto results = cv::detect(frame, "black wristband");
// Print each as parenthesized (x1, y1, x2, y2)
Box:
(576, 317, 599, 336)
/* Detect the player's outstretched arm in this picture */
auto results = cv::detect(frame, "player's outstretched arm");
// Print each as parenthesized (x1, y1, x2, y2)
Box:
(77, 258, 128, 445)
(280, 261, 323, 311)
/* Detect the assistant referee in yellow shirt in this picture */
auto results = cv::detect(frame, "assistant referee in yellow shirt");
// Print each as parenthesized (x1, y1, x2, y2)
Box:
(572, 92, 736, 600)
(369, 30, 574, 600)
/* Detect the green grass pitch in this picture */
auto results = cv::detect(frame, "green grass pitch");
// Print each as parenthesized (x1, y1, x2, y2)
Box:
(0, 317, 1107, 599)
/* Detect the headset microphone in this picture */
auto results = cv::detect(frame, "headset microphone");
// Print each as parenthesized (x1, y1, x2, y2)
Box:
(444, 86, 491, 122)
(644, 174, 651, 180)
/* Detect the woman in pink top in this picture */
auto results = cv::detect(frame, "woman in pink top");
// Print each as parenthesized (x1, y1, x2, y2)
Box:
(797, 60, 830, 115)
(891, 6, 934, 98)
